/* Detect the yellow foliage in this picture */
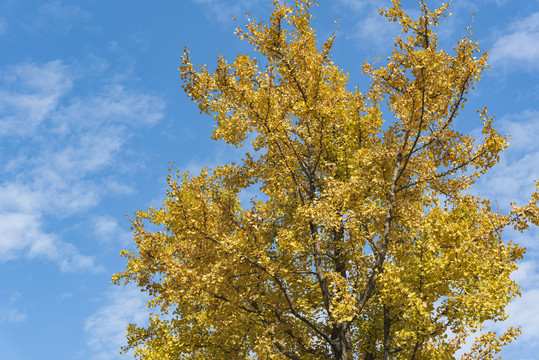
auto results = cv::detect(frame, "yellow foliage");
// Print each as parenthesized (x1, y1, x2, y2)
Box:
(113, 1, 538, 359)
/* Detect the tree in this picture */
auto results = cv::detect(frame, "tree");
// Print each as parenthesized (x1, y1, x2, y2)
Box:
(113, 1, 539, 359)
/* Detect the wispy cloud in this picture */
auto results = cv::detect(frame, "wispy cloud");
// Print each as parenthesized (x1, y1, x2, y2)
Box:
(24, 1, 90, 34)
(93, 215, 131, 246)
(0, 19, 7, 36)
(347, 10, 400, 50)
(485, 256, 539, 353)
(0, 59, 165, 271)
(0, 292, 26, 324)
(0, 212, 53, 260)
(490, 12, 539, 70)
(0, 209, 104, 272)
(39, 1, 89, 22)
(462, 106, 539, 355)
(193, 0, 266, 26)
(453, 248, 539, 358)
(84, 286, 150, 360)
(466, 107, 539, 354)
(471, 110, 539, 209)
(0, 60, 72, 136)
(337, 0, 372, 12)
(338, 0, 419, 54)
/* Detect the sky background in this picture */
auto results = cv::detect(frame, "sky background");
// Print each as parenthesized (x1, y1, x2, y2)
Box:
(1, 0, 538, 359)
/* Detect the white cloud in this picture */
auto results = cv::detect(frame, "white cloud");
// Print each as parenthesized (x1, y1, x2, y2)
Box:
(93, 215, 131, 246)
(459, 107, 539, 357)
(340, 1, 422, 54)
(471, 110, 539, 209)
(193, 0, 266, 26)
(490, 12, 539, 69)
(84, 286, 150, 360)
(483, 259, 539, 352)
(23, 1, 90, 34)
(39, 1, 89, 22)
(512, 260, 539, 289)
(0, 212, 54, 261)
(337, 0, 371, 11)
(0, 60, 72, 136)
(504, 290, 539, 343)
(350, 11, 400, 47)
(0, 308, 25, 323)
(0, 211, 104, 273)
(466, 109, 539, 355)
(0, 59, 165, 271)
(453, 256, 539, 358)
(52, 84, 164, 131)
(56, 244, 105, 273)
(461, 0, 508, 6)
(0, 19, 7, 35)
(0, 292, 26, 324)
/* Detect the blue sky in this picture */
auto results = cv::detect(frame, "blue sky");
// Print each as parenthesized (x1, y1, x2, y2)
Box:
(1, 0, 538, 359)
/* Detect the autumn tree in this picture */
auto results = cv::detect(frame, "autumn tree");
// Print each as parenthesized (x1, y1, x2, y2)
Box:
(113, 1, 539, 359)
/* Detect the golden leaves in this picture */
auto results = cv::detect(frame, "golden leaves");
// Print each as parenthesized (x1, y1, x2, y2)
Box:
(114, 0, 538, 359)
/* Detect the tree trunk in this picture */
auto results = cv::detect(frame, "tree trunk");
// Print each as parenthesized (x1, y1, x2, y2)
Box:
(331, 321, 352, 360)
